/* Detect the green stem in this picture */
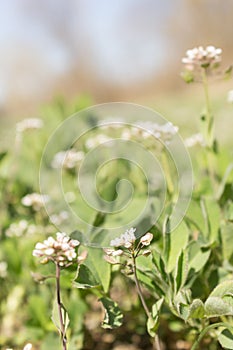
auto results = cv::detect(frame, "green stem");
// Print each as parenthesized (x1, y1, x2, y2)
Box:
(56, 263, 67, 350)
(191, 322, 233, 350)
(132, 253, 161, 350)
(202, 67, 214, 148)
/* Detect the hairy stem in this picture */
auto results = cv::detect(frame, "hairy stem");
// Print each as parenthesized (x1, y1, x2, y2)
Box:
(132, 253, 161, 350)
(191, 322, 233, 350)
(56, 263, 67, 350)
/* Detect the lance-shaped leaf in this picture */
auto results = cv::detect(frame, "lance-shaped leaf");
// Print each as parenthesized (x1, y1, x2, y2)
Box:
(174, 250, 188, 294)
(99, 297, 123, 329)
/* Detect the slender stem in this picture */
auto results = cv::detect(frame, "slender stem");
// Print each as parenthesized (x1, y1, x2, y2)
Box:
(191, 322, 233, 350)
(56, 263, 67, 350)
(202, 68, 213, 147)
(131, 253, 161, 350)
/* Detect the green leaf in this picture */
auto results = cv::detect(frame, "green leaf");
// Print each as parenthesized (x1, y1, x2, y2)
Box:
(0, 151, 7, 163)
(51, 299, 70, 337)
(73, 264, 100, 289)
(147, 298, 164, 337)
(188, 241, 211, 273)
(73, 247, 111, 292)
(152, 249, 168, 282)
(218, 329, 233, 349)
(204, 198, 220, 242)
(163, 216, 171, 264)
(167, 221, 189, 272)
(205, 280, 233, 317)
(189, 299, 205, 319)
(99, 297, 123, 329)
(221, 223, 233, 262)
(205, 297, 233, 317)
(174, 250, 188, 293)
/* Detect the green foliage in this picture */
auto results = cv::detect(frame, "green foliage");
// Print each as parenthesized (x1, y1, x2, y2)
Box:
(99, 297, 123, 329)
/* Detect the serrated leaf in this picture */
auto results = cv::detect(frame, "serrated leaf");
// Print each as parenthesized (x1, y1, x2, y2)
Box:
(99, 297, 123, 329)
(218, 329, 233, 349)
(189, 299, 205, 319)
(174, 250, 188, 293)
(147, 298, 164, 337)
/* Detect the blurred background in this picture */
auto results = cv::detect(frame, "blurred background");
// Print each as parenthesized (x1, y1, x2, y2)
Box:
(0, 0, 233, 142)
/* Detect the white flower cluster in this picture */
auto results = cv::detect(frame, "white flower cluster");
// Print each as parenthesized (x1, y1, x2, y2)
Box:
(51, 149, 84, 169)
(182, 45, 222, 70)
(110, 227, 137, 249)
(110, 228, 153, 250)
(0, 261, 8, 278)
(5, 220, 38, 238)
(16, 118, 44, 133)
(184, 133, 206, 148)
(105, 230, 153, 263)
(121, 122, 178, 145)
(21, 193, 49, 211)
(50, 211, 69, 226)
(85, 134, 113, 149)
(6, 343, 32, 350)
(33, 232, 80, 266)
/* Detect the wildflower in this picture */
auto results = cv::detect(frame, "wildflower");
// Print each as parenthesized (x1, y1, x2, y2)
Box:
(110, 227, 136, 249)
(85, 134, 113, 149)
(16, 118, 44, 133)
(227, 90, 233, 103)
(21, 193, 49, 211)
(23, 344, 33, 350)
(0, 261, 7, 278)
(136, 121, 178, 145)
(140, 232, 153, 246)
(182, 45, 222, 70)
(33, 232, 82, 266)
(51, 149, 84, 169)
(184, 133, 206, 148)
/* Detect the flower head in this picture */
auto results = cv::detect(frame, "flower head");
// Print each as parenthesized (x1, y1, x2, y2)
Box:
(33, 232, 81, 266)
(184, 133, 206, 148)
(21, 193, 49, 211)
(16, 118, 44, 133)
(182, 45, 222, 70)
(51, 149, 84, 169)
(110, 227, 136, 249)
(140, 232, 153, 246)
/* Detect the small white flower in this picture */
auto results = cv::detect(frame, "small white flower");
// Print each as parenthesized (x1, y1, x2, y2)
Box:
(140, 232, 153, 246)
(23, 343, 33, 350)
(184, 133, 205, 148)
(16, 118, 43, 133)
(21, 193, 49, 211)
(64, 249, 77, 261)
(0, 261, 8, 278)
(33, 232, 81, 266)
(227, 90, 233, 103)
(110, 227, 136, 249)
(51, 149, 84, 169)
(182, 45, 222, 69)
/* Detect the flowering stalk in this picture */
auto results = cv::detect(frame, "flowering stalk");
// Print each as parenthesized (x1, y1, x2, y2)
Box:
(131, 251, 161, 350)
(105, 228, 161, 350)
(33, 232, 87, 350)
(55, 262, 67, 350)
(201, 67, 213, 148)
